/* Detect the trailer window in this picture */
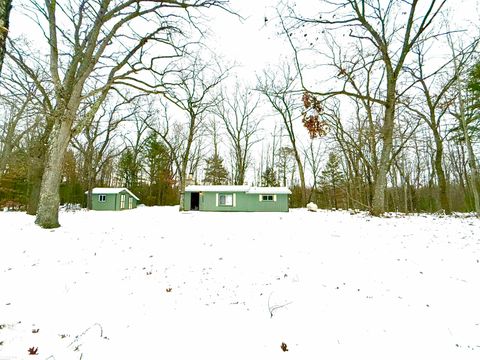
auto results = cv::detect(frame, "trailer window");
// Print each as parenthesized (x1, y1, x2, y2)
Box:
(219, 194, 233, 206)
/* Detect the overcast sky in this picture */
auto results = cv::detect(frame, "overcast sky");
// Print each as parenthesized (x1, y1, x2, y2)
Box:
(205, 0, 289, 83)
(205, 0, 480, 81)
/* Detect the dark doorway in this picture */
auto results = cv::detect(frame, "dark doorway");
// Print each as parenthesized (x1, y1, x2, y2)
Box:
(190, 192, 200, 210)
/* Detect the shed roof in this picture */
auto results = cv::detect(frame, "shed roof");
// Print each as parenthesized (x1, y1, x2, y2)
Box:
(184, 185, 291, 195)
(85, 187, 140, 200)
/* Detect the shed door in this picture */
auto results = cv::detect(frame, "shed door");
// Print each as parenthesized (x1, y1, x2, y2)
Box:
(190, 192, 200, 211)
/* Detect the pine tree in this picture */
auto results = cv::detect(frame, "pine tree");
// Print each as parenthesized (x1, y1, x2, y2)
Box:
(321, 152, 344, 209)
(142, 132, 174, 205)
(203, 154, 229, 185)
(261, 166, 279, 187)
(118, 148, 139, 190)
(467, 61, 480, 138)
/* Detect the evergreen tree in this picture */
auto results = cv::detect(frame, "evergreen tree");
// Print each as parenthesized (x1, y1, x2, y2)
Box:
(142, 132, 175, 205)
(118, 148, 139, 190)
(203, 154, 229, 185)
(261, 166, 279, 187)
(467, 61, 480, 139)
(321, 152, 344, 209)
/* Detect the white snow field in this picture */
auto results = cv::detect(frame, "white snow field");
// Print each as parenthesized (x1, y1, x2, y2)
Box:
(1, 206, 479, 360)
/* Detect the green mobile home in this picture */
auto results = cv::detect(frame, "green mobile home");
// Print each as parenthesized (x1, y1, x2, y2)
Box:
(183, 185, 291, 212)
(86, 188, 139, 210)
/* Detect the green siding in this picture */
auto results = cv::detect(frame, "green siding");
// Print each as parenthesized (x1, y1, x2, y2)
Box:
(184, 192, 192, 211)
(90, 190, 138, 211)
(91, 193, 117, 211)
(184, 191, 289, 212)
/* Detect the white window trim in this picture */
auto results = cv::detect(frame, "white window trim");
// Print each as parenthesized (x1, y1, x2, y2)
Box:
(120, 194, 126, 209)
(261, 194, 276, 202)
(98, 194, 106, 202)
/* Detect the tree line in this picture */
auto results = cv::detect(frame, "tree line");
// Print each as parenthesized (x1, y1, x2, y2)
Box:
(0, 0, 479, 229)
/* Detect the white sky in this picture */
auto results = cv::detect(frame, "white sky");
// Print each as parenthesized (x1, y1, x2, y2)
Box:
(204, 0, 480, 78)
(204, 0, 290, 83)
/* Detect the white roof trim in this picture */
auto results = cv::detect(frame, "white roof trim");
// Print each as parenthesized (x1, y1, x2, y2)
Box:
(185, 185, 250, 193)
(85, 187, 140, 200)
(185, 185, 291, 195)
(246, 187, 292, 195)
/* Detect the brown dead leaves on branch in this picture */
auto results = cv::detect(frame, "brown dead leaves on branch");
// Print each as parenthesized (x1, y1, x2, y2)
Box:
(301, 92, 327, 139)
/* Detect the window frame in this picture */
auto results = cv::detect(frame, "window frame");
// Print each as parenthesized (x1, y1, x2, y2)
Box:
(261, 194, 275, 202)
(218, 193, 233, 206)
(120, 194, 126, 209)
(98, 194, 106, 202)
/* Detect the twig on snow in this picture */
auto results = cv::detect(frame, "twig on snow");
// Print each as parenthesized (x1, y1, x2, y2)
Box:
(68, 322, 104, 349)
(268, 292, 292, 318)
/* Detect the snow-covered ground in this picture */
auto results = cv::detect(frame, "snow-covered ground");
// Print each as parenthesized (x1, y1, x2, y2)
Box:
(1, 206, 479, 359)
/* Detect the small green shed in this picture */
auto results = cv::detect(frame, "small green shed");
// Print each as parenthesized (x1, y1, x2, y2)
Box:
(86, 187, 139, 211)
(183, 185, 291, 212)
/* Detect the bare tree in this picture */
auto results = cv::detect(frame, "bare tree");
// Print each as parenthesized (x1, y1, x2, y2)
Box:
(71, 97, 132, 209)
(257, 62, 307, 205)
(403, 39, 479, 214)
(285, 0, 447, 215)
(158, 56, 228, 209)
(8, 0, 229, 227)
(448, 35, 480, 216)
(214, 83, 261, 185)
(0, 52, 54, 214)
(0, 89, 36, 180)
(303, 141, 324, 202)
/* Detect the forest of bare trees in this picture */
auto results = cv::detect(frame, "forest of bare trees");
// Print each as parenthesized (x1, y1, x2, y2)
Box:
(0, 0, 479, 228)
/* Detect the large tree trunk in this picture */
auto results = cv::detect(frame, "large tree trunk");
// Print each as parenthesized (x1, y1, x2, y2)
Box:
(234, 149, 246, 185)
(26, 159, 44, 215)
(371, 85, 396, 216)
(179, 153, 190, 211)
(26, 133, 51, 215)
(293, 150, 307, 206)
(0, 0, 12, 76)
(433, 136, 450, 214)
(35, 116, 74, 228)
